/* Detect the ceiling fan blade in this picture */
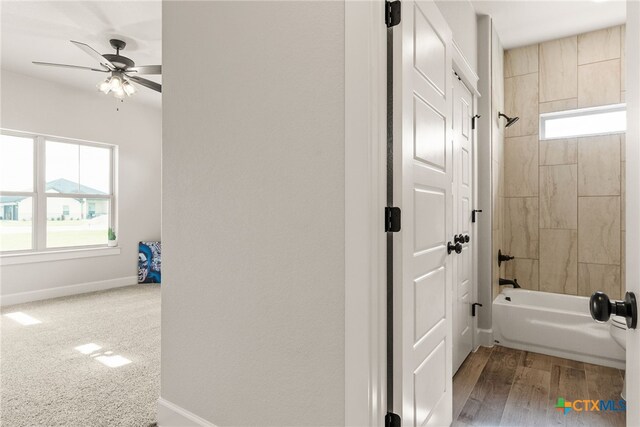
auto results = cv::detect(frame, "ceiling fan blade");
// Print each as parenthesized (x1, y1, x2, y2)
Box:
(127, 75, 162, 93)
(70, 40, 115, 70)
(128, 65, 162, 75)
(33, 61, 108, 73)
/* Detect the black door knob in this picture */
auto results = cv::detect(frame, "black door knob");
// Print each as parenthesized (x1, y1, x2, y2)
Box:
(447, 241, 463, 255)
(454, 234, 463, 244)
(464, 234, 470, 243)
(590, 291, 638, 329)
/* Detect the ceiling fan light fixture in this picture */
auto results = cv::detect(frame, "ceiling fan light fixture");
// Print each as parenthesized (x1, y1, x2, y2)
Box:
(123, 80, 136, 96)
(109, 74, 123, 91)
(113, 87, 126, 99)
(97, 79, 111, 94)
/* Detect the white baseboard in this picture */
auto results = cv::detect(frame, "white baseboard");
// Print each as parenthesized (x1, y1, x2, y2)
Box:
(157, 398, 217, 427)
(476, 328, 494, 347)
(1, 276, 138, 306)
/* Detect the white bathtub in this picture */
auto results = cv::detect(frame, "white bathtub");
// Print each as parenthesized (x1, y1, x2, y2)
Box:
(493, 288, 625, 369)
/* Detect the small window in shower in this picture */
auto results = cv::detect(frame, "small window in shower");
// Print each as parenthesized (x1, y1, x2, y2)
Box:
(540, 103, 626, 140)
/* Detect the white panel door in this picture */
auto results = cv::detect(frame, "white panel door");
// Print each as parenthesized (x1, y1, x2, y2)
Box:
(392, 1, 453, 425)
(452, 76, 474, 374)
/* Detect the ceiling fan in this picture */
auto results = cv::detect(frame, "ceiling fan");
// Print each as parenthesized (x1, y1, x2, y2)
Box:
(33, 38, 161, 99)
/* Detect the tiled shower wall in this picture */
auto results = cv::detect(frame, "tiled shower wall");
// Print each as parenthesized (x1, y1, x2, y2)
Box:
(502, 25, 626, 299)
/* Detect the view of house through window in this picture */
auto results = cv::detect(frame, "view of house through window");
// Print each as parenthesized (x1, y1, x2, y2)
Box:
(0, 134, 34, 251)
(0, 132, 114, 252)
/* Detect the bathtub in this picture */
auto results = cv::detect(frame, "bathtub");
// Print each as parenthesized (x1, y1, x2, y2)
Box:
(493, 288, 625, 369)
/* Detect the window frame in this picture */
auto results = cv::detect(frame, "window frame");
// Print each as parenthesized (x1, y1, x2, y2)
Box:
(539, 103, 626, 140)
(0, 129, 117, 255)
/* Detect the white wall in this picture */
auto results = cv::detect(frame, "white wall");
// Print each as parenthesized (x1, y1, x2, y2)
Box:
(161, 1, 345, 426)
(436, 0, 478, 73)
(0, 69, 161, 300)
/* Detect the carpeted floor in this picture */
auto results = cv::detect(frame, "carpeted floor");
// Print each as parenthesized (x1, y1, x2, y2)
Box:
(1, 284, 160, 427)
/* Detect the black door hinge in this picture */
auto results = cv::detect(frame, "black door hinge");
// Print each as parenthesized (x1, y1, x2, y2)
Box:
(386, 412, 401, 427)
(472, 302, 483, 317)
(472, 209, 483, 223)
(385, 0, 401, 27)
(385, 207, 401, 232)
(472, 114, 481, 130)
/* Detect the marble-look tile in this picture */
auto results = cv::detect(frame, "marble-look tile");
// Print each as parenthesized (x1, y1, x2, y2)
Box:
(504, 45, 538, 78)
(621, 134, 626, 161)
(621, 161, 626, 231)
(578, 135, 621, 196)
(539, 229, 578, 295)
(539, 98, 577, 114)
(505, 258, 539, 290)
(504, 197, 539, 258)
(540, 165, 577, 229)
(504, 73, 538, 138)
(540, 36, 578, 102)
(493, 194, 502, 232)
(493, 160, 502, 232)
(577, 59, 621, 108)
(504, 136, 538, 197)
(578, 263, 621, 299)
(578, 197, 620, 265)
(577, 26, 621, 65)
(540, 138, 577, 166)
(621, 25, 626, 91)
(493, 228, 502, 298)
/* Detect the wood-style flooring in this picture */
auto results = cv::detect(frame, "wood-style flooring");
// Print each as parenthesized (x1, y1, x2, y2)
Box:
(453, 346, 625, 427)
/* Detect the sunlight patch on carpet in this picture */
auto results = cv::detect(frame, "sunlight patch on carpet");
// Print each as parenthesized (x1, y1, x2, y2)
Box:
(74, 343, 102, 354)
(4, 312, 42, 326)
(95, 355, 132, 368)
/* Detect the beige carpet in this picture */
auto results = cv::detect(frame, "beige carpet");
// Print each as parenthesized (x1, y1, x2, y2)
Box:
(1, 284, 160, 426)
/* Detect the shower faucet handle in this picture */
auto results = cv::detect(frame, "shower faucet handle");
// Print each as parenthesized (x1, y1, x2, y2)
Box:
(497, 249, 514, 266)
(590, 291, 638, 329)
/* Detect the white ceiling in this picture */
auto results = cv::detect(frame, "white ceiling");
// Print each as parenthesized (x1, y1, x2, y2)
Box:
(472, 0, 626, 49)
(1, 1, 161, 108)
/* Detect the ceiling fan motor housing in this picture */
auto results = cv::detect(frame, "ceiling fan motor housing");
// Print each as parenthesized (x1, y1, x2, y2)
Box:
(103, 54, 134, 70)
(105, 39, 134, 69)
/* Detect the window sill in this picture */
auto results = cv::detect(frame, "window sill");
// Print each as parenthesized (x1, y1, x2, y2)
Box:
(0, 246, 121, 266)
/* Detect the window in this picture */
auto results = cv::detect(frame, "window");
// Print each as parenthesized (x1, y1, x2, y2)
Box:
(0, 131, 115, 253)
(540, 103, 626, 140)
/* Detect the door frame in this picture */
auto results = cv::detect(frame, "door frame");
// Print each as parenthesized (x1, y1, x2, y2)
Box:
(345, 1, 387, 425)
(345, 2, 483, 424)
(451, 47, 481, 353)
(625, 0, 640, 421)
